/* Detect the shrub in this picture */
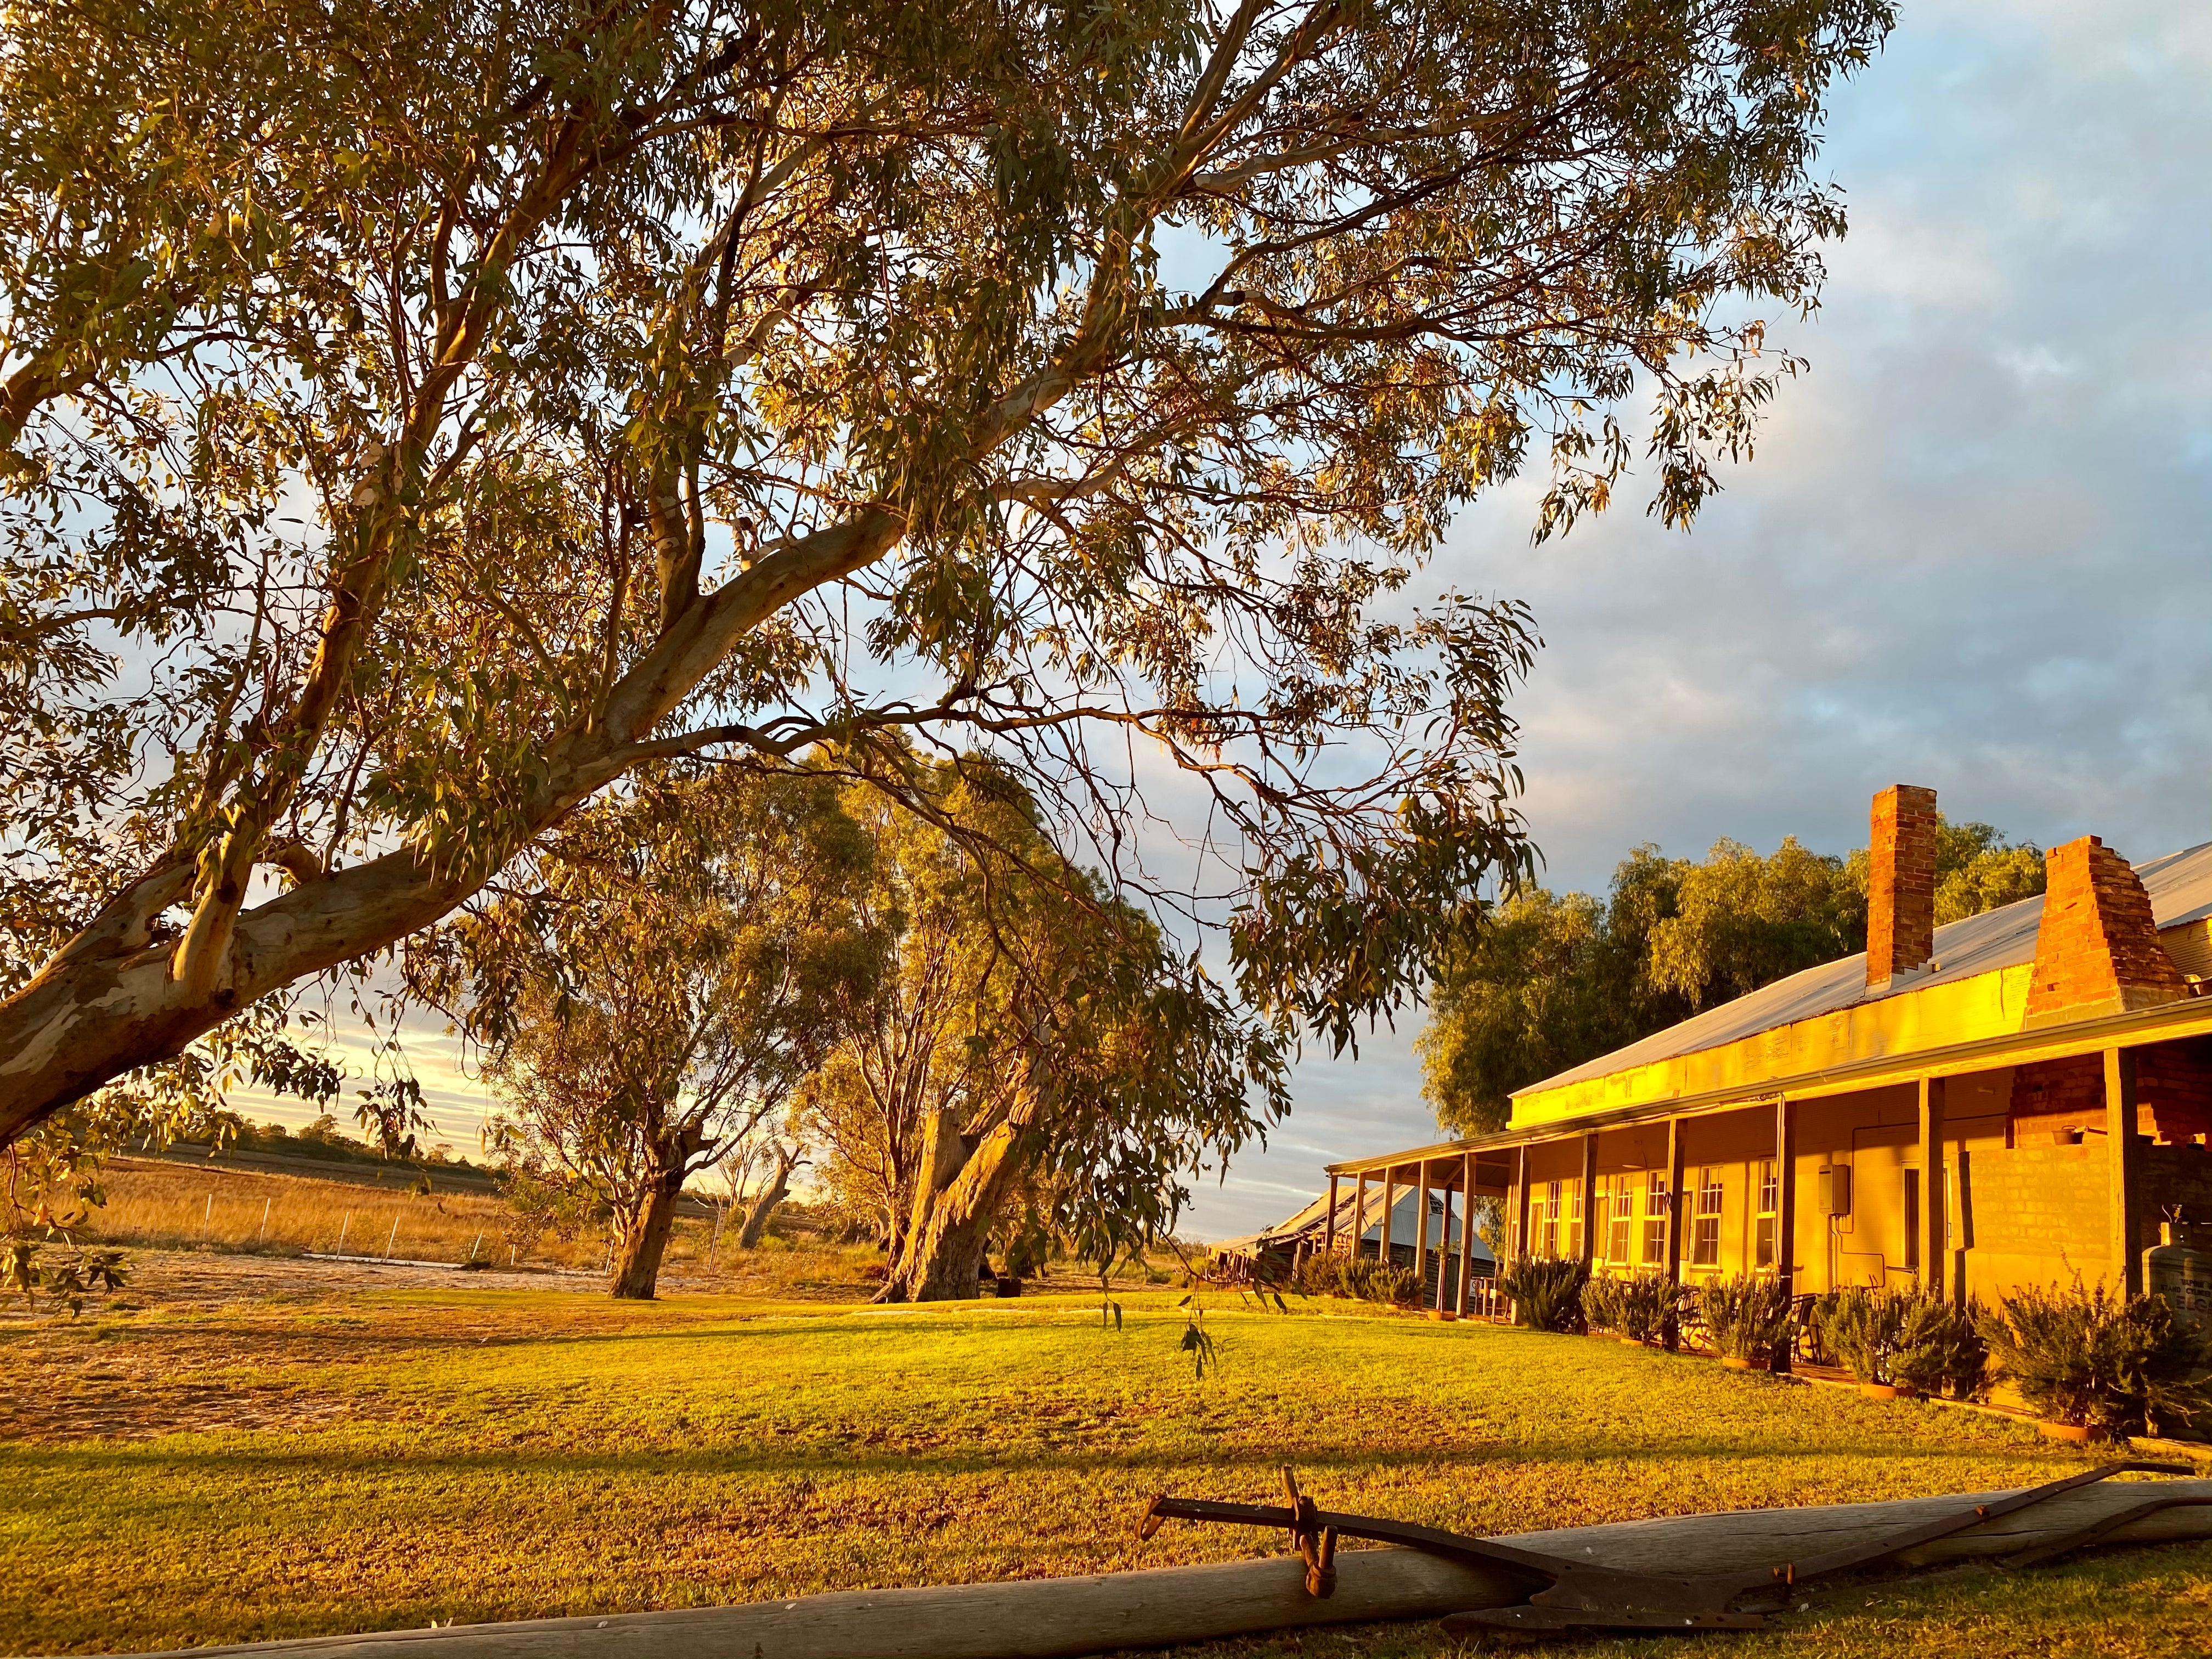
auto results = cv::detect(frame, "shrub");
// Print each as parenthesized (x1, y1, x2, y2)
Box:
(1820, 1287, 1906, 1386)
(1500, 1257, 1588, 1333)
(1294, 1252, 1422, 1306)
(1292, 1253, 1338, 1297)
(1615, 1272, 1679, 1345)
(1819, 1286, 1983, 1393)
(1698, 1274, 1794, 1365)
(1980, 1277, 2212, 1434)
(1893, 1296, 1989, 1398)
(1583, 1274, 1623, 1334)
(1362, 1262, 1424, 1307)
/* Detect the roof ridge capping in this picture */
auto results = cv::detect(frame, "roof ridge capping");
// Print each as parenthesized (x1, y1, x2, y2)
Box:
(2021, 834, 2191, 1028)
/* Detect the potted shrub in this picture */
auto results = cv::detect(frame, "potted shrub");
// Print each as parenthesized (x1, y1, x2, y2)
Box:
(1979, 1276, 2211, 1440)
(1616, 1272, 1678, 1347)
(1369, 1261, 1425, 1308)
(1699, 1274, 1794, 1370)
(1821, 1287, 1915, 1398)
(1499, 1257, 1590, 1333)
(1892, 1296, 1989, 1401)
(1583, 1274, 1623, 1337)
(1296, 1254, 1419, 1306)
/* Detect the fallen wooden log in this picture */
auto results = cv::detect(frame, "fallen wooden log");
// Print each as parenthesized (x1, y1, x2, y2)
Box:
(99, 1476, 2212, 1659)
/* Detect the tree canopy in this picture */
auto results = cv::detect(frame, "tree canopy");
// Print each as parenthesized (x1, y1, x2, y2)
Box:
(1, 0, 1893, 1146)
(1421, 816, 2046, 1135)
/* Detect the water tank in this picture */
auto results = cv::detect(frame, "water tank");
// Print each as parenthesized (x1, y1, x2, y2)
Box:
(2144, 1222, 2212, 1336)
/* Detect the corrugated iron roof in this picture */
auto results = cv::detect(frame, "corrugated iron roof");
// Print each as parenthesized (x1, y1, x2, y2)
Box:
(1514, 837, 2212, 1099)
(1218, 1184, 1494, 1262)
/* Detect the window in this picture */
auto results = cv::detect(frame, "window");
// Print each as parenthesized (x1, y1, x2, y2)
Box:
(1567, 1177, 1585, 1260)
(1644, 1171, 1670, 1265)
(1540, 1180, 1561, 1258)
(1692, 1168, 1723, 1267)
(1755, 1158, 1778, 1270)
(1607, 1177, 1634, 1263)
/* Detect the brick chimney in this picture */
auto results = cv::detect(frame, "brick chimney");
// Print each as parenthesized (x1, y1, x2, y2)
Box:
(2022, 836, 2190, 1028)
(1866, 785, 1938, 993)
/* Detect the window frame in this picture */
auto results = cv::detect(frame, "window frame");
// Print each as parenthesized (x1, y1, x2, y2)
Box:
(1606, 1175, 1634, 1264)
(1754, 1158, 1778, 1270)
(1643, 1171, 1670, 1266)
(1691, 1167, 1723, 1268)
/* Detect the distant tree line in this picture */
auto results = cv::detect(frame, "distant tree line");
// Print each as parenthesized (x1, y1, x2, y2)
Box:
(1419, 820, 2046, 1136)
(215, 1115, 491, 1176)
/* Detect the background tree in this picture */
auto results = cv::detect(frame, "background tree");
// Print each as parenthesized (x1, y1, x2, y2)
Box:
(733, 1137, 805, 1251)
(794, 789, 989, 1259)
(800, 761, 1290, 1302)
(2, 0, 1893, 1147)
(1933, 821, 2049, 923)
(1424, 816, 2045, 1133)
(417, 766, 883, 1299)
(1645, 837, 1864, 1011)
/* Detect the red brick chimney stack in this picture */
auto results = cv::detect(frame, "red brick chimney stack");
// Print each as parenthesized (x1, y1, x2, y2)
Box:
(2022, 836, 2189, 1027)
(1866, 784, 1939, 993)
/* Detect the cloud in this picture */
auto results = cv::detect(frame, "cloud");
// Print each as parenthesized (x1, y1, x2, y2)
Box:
(1185, 0, 2212, 1239)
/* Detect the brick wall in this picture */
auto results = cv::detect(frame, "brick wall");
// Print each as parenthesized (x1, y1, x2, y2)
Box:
(2140, 1039, 2212, 1144)
(1965, 1143, 2108, 1261)
(2009, 1054, 2103, 1146)
(2009, 1041, 2212, 1147)
(2146, 1142, 2212, 1231)
(1867, 785, 1937, 988)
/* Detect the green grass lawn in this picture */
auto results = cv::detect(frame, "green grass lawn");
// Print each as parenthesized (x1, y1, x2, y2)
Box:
(5, 1255, 2210, 1656)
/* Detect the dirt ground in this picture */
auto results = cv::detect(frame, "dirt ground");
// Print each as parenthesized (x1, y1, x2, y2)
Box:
(0, 1249, 629, 1443)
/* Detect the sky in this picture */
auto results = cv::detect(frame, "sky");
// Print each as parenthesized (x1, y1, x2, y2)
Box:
(235, 0, 2212, 1238)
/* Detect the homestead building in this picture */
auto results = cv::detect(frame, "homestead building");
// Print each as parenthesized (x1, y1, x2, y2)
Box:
(1309, 787, 2212, 1327)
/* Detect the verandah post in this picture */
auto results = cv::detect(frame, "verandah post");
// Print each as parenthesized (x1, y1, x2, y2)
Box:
(1773, 1096, 1796, 1374)
(1354, 1171, 1369, 1260)
(1414, 1157, 1432, 1306)
(1325, 1173, 1340, 1257)
(1663, 1118, 1685, 1351)
(1917, 1076, 1946, 1302)
(1513, 1144, 1531, 1267)
(1577, 1132, 1598, 1267)
(1664, 1118, 1684, 1288)
(2106, 1048, 2143, 1296)
(1379, 1167, 1395, 1266)
(1457, 1149, 1475, 1316)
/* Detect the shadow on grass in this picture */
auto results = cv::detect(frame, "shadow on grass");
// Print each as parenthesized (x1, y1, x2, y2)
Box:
(0, 1427, 2083, 1495)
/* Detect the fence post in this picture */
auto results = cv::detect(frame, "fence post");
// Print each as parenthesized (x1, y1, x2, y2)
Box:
(337, 1211, 352, 1254)
(259, 1195, 272, 1244)
(385, 1213, 400, 1260)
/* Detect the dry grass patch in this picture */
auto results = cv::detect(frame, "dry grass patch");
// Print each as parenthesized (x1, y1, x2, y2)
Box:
(77, 1161, 891, 1298)
(86, 1158, 597, 1268)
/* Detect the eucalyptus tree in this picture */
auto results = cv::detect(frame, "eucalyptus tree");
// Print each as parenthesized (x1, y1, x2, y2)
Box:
(1, 0, 1893, 1142)
(414, 765, 883, 1299)
(800, 762, 1286, 1302)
